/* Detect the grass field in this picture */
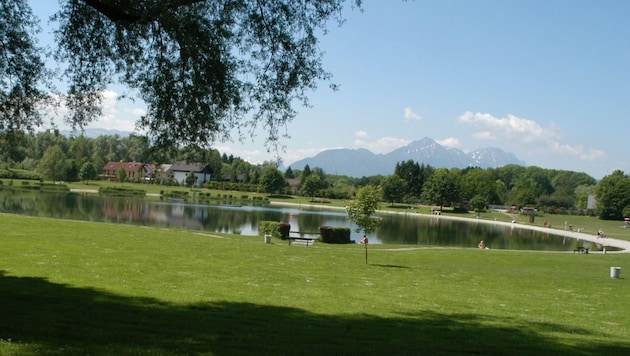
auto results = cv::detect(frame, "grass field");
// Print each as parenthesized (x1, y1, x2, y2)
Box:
(1, 214, 629, 355)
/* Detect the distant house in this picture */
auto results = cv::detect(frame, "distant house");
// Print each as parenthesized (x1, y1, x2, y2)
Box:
(286, 178, 301, 194)
(154, 163, 174, 184)
(170, 162, 212, 187)
(102, 162, 153, 181)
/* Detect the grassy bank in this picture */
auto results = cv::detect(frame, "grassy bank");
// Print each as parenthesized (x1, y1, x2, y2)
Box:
(1, 214, 629, 355)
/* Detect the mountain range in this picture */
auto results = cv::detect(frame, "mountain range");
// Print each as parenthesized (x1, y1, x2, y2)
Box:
(61, 130, 526, 177)
(288, 137, 526, 177)
(60, 128, 132, 138)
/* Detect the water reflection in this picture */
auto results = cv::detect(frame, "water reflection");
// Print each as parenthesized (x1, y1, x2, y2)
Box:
(376, 213, 586, 251)
(0, 188, 597, 251)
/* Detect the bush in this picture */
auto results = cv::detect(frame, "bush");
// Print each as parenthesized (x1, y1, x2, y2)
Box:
(162, 190, 189, 199)
(0, 168, 42, 180)
(40, 183, 70, 192)
(278, 223, 291, 239)
(258, 221, 287, 239)
(99, 187, 146, 197)
(319, 226, 352, 244)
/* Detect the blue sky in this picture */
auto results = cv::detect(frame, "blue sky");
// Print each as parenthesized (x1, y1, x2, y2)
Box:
(31, 1, 630, 179)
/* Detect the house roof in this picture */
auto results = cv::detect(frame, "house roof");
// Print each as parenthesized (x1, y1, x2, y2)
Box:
(158, 163, 173, 172)
(103, 161, 145, 172)
(144, 163, 156, 173)
(170, 161, 211, 173)
(287, 178, 301, 187)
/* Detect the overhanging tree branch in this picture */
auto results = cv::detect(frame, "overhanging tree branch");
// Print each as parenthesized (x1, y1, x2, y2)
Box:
(81, 0, 206, 25)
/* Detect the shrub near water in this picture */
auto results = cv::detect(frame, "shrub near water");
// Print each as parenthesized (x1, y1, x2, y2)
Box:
(98, 186, 146, 197)
(0, 168, 42, 180)
(1, 181, 69, 193)
(319, 225, 352, 243)
(258, 221, 289, 239)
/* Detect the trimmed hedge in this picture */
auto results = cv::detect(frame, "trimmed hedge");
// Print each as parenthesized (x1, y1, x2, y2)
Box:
(99, 187, 146, 197)
(258, 221, 291, 239)
(319, 226, 352, 244)
(0, 181, 69, 192)
(0, 169, 42, 180)
(278, 222, 291, 239)
(40, 183, 70, 192)
(162, 190, 189, 200)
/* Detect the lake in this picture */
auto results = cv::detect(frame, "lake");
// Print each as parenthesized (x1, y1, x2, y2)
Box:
(0, 188, 601, 252)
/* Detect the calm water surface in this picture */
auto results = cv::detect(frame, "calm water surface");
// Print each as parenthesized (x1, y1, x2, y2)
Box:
(0, 189, 601, 251)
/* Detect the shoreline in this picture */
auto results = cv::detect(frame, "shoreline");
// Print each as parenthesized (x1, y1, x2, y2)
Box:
(65, 191, 629, 253)
(270, 201, 630, 253)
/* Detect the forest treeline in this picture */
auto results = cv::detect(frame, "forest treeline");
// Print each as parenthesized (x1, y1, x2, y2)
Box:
(1, 129, 629, 220)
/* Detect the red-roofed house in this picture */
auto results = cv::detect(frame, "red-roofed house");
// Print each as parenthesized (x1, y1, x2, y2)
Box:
(102, 162, 154, 181)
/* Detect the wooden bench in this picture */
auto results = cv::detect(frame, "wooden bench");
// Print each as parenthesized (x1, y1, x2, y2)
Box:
(287, 237, 316, 246)
(574, 247, 589, 254)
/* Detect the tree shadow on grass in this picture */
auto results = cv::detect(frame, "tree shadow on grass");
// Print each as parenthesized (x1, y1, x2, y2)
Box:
(370, 264, 411, 269)
(1, 270, 628, 355)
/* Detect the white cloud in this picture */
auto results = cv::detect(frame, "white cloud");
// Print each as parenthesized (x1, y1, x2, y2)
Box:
(217, 144, 333, 166)
(580, 150, 606, 162)
(44, 89, 143, 133)
(354, 136, 411, 154)
(436, 137, 462, 149)
(355, 130, 369, 138)
(472, 131, 496, 140)
(95, 90, 142, 132)
(547, 141, 606, 162)
(458, 111, 474, 122)
(458, 111, 558, 143)
(460, 111, 606, 162)
(404, 107, 422, 121)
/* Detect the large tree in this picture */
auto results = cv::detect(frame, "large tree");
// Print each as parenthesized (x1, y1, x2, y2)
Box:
(1, 0, 51, 133)
(46, 0, 361, 149)
(421, 168, 461, 210)
(595, 170, 630, 220)
(259, 166, 286, 194)
(79, 161, 97, 183)
(38, 145, 67, 181)
(380, 174, 407, 206)
(461, 168, 499, 205)
(394, 160, 421, 199)
(301, 174, 321, 200)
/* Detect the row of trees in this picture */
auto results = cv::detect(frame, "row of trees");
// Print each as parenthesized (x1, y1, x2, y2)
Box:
(2, 129, 629, 220)
(383, 160, 598, 212)
(0, 129, 259, 184)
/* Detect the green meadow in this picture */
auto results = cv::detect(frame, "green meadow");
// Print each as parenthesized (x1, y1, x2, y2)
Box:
(1, 214, 629, 355)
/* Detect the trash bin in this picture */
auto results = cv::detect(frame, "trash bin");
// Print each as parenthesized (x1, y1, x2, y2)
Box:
(264, 234, 271, 244)
(610, 266, 621, 279)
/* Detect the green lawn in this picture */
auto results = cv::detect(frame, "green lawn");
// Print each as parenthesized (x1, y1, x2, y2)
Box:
(1, 214, 629, 355)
